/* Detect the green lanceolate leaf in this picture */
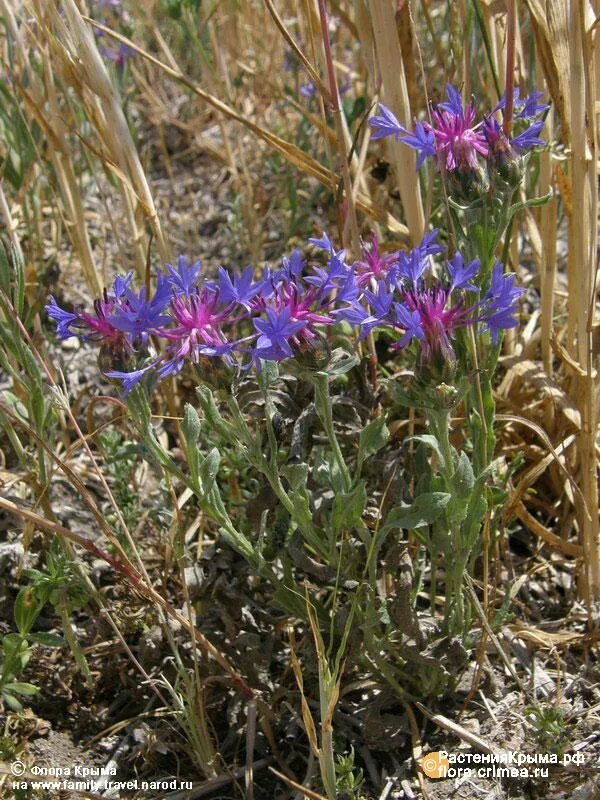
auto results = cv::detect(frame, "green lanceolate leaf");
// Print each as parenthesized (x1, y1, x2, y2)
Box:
(28, 632, 65, 647)
(198, 448, 220, 496)
(196, 386, 236, 441)
(332, 481, 367, 535)
(181, 403, 202, 487)
(407, 434, 447, 469)
(382, 492, 451, 533)
(357, 417, 389, 475)
(3, 681, 40, 696)
(280, 462, 309, 491)
(453, 451, 476, 498)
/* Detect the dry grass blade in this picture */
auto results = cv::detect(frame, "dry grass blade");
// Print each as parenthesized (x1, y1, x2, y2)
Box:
(85, 17, 409, 238)
(513, 500, 584, 558)
(269, 767, 329, 800)
(567, 0, 600, 601)
(362, 0, 425, 242)
(263, 0, 330, 100)
(39, 0, 170, 273)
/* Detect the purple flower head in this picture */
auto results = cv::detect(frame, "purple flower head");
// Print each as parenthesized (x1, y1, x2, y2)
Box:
(483, 117, 515, 158)
(404, 286, 475, 364)
(484, 116, 545, 159)
(430, 101, 488, 171)
(355, 235, 399, 287)
(337, 232, 511, 367)
(51, 290, 128, 348)
(446, 253, 480, 292)
(165, 255, 202, 295)
(160, 287, 239, 365)
(383, 85, 547, 175)
(218, 265, 264, 309)
(369, 102, 407, 141)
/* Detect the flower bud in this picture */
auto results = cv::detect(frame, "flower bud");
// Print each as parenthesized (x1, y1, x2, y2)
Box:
(484, 119, 523, 188)
(447, 165, 490, 204)
(292, 330, 332, 372)
(98, 342, 134, 375)
(415, 320, 458, 389)
(194, 356, 233, 391)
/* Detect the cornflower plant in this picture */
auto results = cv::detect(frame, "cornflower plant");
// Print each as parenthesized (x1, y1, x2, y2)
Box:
(337, 232, 523, 633)
(47, 225, 525, 793)
(369, 84, 548, 623)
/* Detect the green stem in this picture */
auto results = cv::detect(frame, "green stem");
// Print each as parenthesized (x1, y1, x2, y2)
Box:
(314, 372, 352, 493)
(428, 408, 454, 486)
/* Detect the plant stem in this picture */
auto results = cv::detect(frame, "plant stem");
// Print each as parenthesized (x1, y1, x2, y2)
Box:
(314, 372, 352, 492)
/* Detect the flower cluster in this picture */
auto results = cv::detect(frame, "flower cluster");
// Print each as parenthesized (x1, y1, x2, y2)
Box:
(47, 232, 523, 396)
(47, 243, 358, 395)
(370, 84, 548, 177)
(336, 231, 523, 377)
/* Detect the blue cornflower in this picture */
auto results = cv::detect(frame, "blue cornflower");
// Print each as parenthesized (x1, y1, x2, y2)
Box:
(218, 265, 264, 309)
(446, 253, 481, 292)
(46, 297, 79, 339)
(105, 364, 155, 396)
(304, 250, 348, 293)
(481, 261, 524, 342)
(300, 82, 316, 98)
(496, 89, 549, 120)
(419, 229, 445, 258)
(369, 102, 406, 140)
(392, 304, 424, 348)
(438, 84, 465, 117)
(399, 121, 436, 169)
(511, 120, 546, 153)
(393, 246, 431, 285)
(363, 282, 395, 319)
(109, 278, 172, 341)
(308, 232, 346, 261)
(336, 271, 359, 304)
(280, 249, 306, 280)
(334, 300, 371, 329)
(112, 271, 134, 298)
(165, 255, 202, 295)
(253, 306, 305, 361)
(516, 90, 549, 120)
